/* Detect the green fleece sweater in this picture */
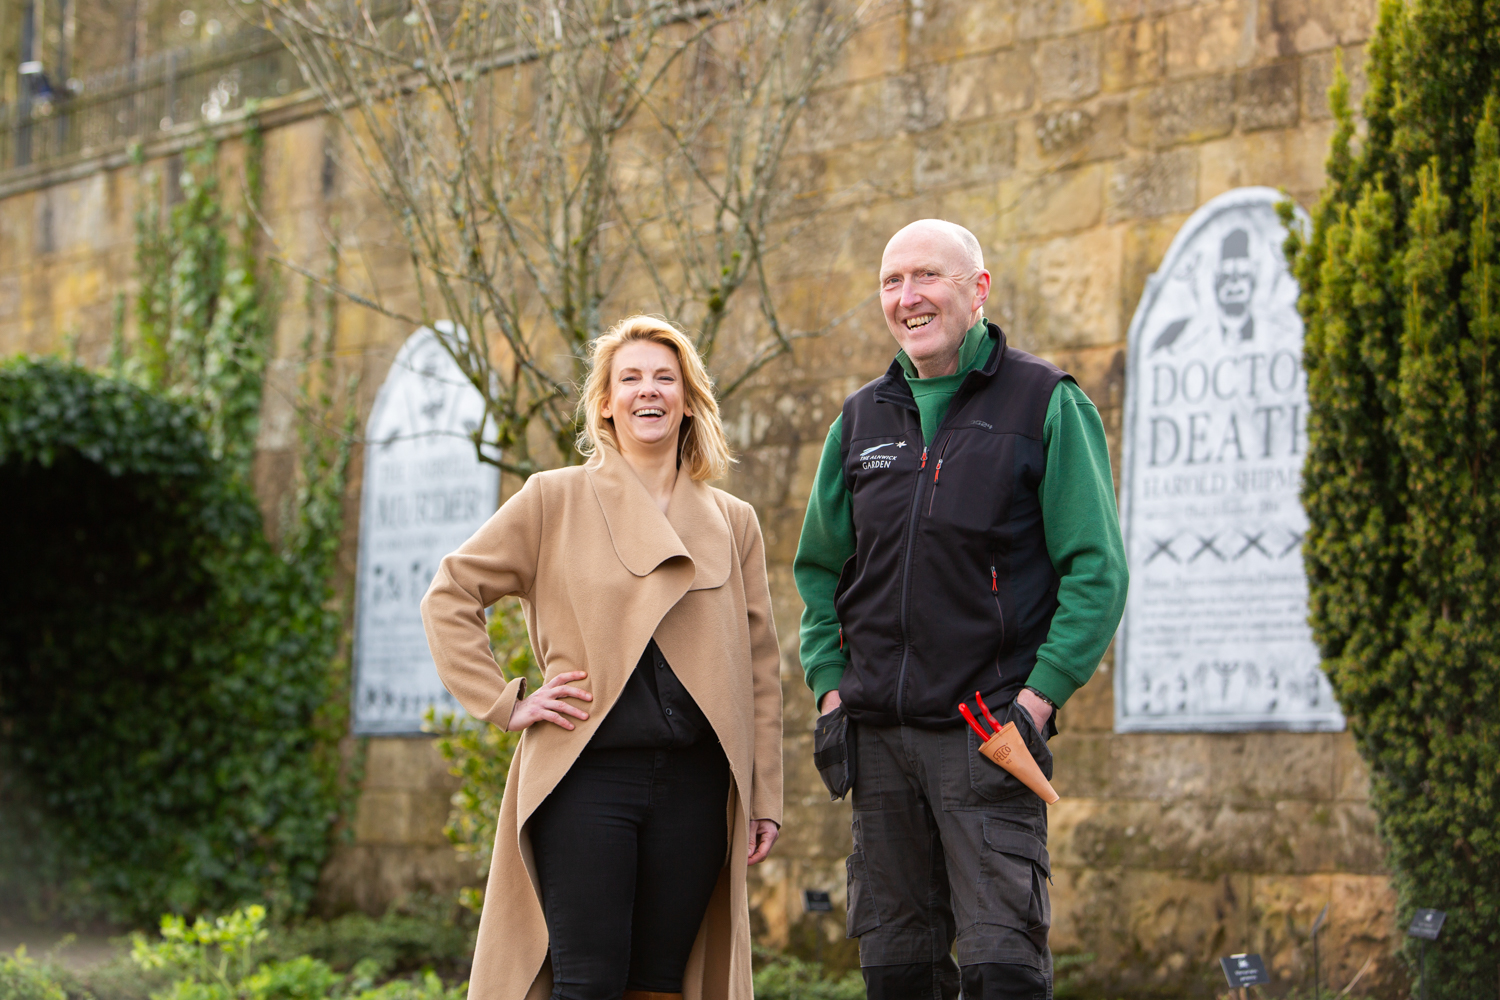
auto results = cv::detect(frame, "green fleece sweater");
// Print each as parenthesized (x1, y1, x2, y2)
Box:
(794, 320, 1128, 709)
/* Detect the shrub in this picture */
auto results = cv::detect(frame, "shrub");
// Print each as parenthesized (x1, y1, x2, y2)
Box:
(750, 948, 866, 1000)
(127, 906, 467, 1000)
(1287, 0, 1500, 993)
(0, 948, 67, 1000)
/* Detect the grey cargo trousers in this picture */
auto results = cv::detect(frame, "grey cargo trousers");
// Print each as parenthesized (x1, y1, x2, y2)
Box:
(846, 702, 1054, 1000)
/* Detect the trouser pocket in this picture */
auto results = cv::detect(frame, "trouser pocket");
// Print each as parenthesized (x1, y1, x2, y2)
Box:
(814, 704, 856, 800)
(966, 701, 1054, 803)
(976, 818, 1051, 954)
(845, 849, 881, 938)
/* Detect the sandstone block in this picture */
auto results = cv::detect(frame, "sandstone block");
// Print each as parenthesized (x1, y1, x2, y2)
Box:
(1127, 75, 1235, 149)
(795, 79, 885, 154)
(0, 275, 21, 324)
(1011, 224, 1123, 352)
(1300, 44, 1369, 122)
(1106, 148, 1197, 222)
(883, 66, 950, 134)
(1333, 730, 1371, 801)
(1238, 60, 1301, 132)
(820, 138, 916, 200)
(908, 0, 1016, 60)
(914, 118, 1017, 192)
(1123, 214, 1190, 318)
(823, 14, 903, 88)
(1208, 732, 1337, 802)
(1021, 100, 1127, 171)
(1107, 732, 1212, 799)
(999, 164, 1104, 239)
(1017, 0, 1109, 41)
(1255, 0, 1379, 58)
(1101, 18, 1163, 93)
(364, 735, 451, 789)
(1164, 0, 1253, 78)
(353, 789, 413, 846)
(1044, 344, 1127, 413)
(1038, 31, 1104, 104)
(1197, 120, 1334, 202)
(1051, 733, 1113, 798)
(946, 48, 1036, 122)
(728, 444, 797, 509)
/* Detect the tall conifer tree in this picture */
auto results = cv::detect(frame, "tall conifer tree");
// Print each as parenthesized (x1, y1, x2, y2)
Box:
(1287, 0, 1500, 993)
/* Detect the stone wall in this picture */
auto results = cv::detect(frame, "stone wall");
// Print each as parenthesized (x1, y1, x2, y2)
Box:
(0, 0, 1403, 994)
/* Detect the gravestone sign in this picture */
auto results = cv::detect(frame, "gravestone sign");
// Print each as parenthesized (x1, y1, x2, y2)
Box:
(1116, 187, 1344, 732)
(353, 324, 499, 734)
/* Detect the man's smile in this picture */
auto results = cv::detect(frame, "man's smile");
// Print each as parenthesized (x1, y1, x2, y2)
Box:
(904, 314, 936, 330)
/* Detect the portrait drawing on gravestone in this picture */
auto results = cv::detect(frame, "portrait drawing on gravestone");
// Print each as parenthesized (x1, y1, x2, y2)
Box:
(1116, 187, 1345, 732)
(352, 324, 500, 734)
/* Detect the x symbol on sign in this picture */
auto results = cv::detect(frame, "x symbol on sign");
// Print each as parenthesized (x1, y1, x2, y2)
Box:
(1146, 536, 1180, 564)
(1189, 534, 1225, 562)
(1236, 531, 1270, 560)
(1280, 530, 1305, 557)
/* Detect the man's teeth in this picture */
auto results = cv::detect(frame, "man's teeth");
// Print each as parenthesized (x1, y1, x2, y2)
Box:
(905, 316, 934, 329)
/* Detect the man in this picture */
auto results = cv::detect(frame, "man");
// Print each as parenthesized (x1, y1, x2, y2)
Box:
(794, 219, 1128, 999)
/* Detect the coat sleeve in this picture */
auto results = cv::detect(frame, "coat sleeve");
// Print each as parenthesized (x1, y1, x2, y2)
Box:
(420, 473, 545, 727)
(738, 502, 784, 826)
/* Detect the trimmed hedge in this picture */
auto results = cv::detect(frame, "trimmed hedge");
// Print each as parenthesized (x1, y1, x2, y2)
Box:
(1286, 0, 1500, 993)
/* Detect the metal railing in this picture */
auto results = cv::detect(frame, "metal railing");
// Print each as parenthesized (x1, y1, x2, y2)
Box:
(0, 27, 305, 176)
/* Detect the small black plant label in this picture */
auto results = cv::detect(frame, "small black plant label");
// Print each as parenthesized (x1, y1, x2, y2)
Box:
(1219, 953, 1270, 987)
(802, 889, 832, 913)
(1408, 909, 1447, 941)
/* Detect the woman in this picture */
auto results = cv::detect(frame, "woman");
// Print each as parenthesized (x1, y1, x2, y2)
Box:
(421, 315, 783, 1000)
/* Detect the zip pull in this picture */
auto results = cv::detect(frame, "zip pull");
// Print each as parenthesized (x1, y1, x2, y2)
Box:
(838, 626, 844, 650)
(991, 566, 998, 593)
(933, 458, 945, 485)
(919, 446, 929, 470)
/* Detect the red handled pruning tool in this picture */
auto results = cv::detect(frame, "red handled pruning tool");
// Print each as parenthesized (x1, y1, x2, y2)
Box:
(959, 690, 1004, 742)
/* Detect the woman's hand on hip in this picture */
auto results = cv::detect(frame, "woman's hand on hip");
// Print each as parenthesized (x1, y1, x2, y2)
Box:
(507, 671, 592, 732)
(747, 818, 779, 865)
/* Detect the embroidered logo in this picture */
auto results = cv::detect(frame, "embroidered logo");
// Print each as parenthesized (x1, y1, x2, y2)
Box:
(859, 440, 906, 470)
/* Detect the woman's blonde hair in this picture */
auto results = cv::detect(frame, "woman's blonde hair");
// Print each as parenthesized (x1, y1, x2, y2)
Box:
(577, 315, 733, 482)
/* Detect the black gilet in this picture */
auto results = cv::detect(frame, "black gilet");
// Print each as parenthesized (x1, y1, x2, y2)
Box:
(833, 323, 1070, 728)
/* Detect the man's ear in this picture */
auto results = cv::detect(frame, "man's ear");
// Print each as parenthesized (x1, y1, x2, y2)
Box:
(972, 269, 992, 313)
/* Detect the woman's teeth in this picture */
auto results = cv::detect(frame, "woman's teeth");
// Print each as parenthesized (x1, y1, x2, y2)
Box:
(634, 408, 664, 417)
(905, 315, 934, 329)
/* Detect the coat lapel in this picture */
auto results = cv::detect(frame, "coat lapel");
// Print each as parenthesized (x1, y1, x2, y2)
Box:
(586, 447, 732, 590)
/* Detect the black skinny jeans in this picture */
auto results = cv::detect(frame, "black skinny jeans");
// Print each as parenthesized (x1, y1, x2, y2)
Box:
(529, 740, 731, 1000)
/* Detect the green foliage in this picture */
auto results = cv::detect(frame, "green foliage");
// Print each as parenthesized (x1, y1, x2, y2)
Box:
(0, 132, 356, 924)
(122, 907, 466, 1000)
(749, 947, 865, 1000)
(0, 948, 68, 1000)
(425, 600, 540, 914)
(1288, 1, 1500, 992)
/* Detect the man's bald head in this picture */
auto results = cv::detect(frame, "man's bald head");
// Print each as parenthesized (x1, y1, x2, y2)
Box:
(878, 219, 991, 378)
(883, 219, 985, 277)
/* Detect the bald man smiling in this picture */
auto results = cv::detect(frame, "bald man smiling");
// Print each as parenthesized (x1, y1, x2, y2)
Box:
(795, 220, 1128, 999)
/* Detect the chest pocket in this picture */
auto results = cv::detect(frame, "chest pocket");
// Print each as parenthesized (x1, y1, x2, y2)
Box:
(921, 427, 1030, 543)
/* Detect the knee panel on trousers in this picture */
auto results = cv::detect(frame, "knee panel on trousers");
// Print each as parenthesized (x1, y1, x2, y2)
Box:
(960, 962, 1051, 1000)
(860, 960, 960, 1000)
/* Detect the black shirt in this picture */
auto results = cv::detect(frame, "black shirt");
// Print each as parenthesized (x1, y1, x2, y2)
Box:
(588, 640, 713, 749)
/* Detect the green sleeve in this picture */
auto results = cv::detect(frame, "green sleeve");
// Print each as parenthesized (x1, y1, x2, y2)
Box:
(793, 415, 854, 705)
(1027, 380, 1130, 708)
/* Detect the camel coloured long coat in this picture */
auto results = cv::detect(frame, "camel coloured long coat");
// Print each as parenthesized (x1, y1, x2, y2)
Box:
(420, 445, 784, 1000)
